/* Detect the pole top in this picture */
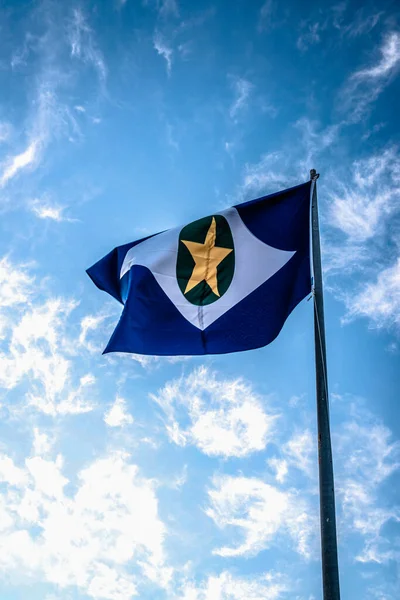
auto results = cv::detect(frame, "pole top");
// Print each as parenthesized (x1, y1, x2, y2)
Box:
(310, 169, 320, 181)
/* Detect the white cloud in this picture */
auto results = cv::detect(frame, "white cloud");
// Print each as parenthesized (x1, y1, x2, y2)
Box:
(0, 297, 96, 416)
(0, 141, 39, 187)
(283, 430, 315, 478)
(343, 258, 400, 329)
(0, 260, 96, 416)
(326, 145, 400, 328)
(268, 430, 315, 482)
(32, 428, 54, 456)
(206, 474, 316, 558)
(0, 449, 170, 598)
(104, 396, 134, 428)
(341, 32, 400, 122)
(0, 79, 82, 190)
(335, 410, 400, 564)
(151, 366, 277, 458)
(229, 77, 253, 120)
(329, 147, 400, 242)
(322, 242, 367, 277)
(268, 457, 288, 483)
(30, 198, 72, 222)
(240, 152, 299, 198)
(353, 32, 400, 79)
(79, 312, 112, 353)
(177, 570, 288, 600)
(0, 257, 33, 311)
(68, 8, 107, 82)
(153, 31, 173, 75)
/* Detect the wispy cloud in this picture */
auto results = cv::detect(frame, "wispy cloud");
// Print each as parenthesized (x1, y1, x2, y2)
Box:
(343, 258, 400, 330)
(0, 296, 96, 416)
(0, 257, 34, 310)
(229, 77, 253, 120)
(295, 117, 339, 171)
(206, 474, 317, 558)
(340, 32, 400, 122)
(296, 5, 383, 51)
(329, 146, 400, 242)
(151, 366, 277, 458)
(353, 32, 400, 78)
(335, 405, 400, 563)
(176, 570, 288, 599)
(68, 8, 107, 83)
(325, 145, 400, 330)
(0, 6, 106, 207)
(159, 0, 179, 18)
(145, 0, 179, 18)
(342, 10, 383, 38)
(0, 122, 11, 143)
(30, 198, 75, 222)
(267, 429, 316, 483)
(1, 82, 81, 191)
(153, 31, 173, 75)
(240, 151, 299, 198)
(297, 22, 322, 51)
(258, 0, 275, 32)
(0, 259, 98, 416)
(0, 141, 39, 188)
(322, 242, 367, 277)
(79, 312, 114, 353)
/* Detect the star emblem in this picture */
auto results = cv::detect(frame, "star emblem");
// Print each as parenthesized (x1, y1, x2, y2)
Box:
(181, 217, 233, 297)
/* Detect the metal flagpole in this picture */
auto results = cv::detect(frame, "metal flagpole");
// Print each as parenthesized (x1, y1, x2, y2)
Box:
(310, 169, 341, 600)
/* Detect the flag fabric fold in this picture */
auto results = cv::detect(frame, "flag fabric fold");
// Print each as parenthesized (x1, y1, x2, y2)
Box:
(87, 181, 312, 356)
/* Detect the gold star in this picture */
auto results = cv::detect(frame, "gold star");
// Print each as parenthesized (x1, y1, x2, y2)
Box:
(181, 217, 233, 297)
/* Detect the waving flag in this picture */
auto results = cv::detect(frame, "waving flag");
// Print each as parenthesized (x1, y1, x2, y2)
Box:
(87, 180, 312, 355)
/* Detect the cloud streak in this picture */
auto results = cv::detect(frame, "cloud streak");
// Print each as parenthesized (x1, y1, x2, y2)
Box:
(153, 31, 173, 75)
(229, 77, 253, 120)
(68, 8, 107, 83)
(340, 32, 400, 122)
(0, 141, 39, 188)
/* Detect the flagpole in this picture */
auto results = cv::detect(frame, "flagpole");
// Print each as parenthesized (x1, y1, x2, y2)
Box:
(310, 169, 341, 600)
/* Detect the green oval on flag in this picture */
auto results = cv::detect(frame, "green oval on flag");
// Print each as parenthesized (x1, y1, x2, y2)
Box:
(176, 214, 235, 306)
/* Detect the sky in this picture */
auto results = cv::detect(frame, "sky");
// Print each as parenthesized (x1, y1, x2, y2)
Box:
(0, 0, 400, 599)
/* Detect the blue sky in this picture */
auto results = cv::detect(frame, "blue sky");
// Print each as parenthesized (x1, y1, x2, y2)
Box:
(0, 0, 399, 599)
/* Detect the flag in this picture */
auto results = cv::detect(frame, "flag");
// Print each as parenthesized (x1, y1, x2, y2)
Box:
(87, 181, 312, 356)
